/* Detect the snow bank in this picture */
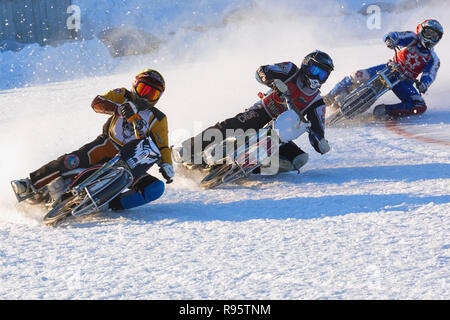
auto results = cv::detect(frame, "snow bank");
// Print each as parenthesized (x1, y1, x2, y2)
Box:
(1, 0, 448, 92)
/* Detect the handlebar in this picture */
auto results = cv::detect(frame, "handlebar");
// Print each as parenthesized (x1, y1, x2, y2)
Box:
(393, 46, 400, 63)
(125, 101, 145, 140)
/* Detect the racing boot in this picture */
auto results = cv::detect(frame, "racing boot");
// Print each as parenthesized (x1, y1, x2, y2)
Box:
(11, 178, 41, 203)
(256, 152, 309, 175)
(292, 153, 309, 171)
(279, 153, 309, 173)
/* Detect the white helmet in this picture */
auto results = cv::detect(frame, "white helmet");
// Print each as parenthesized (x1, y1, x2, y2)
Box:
(416, 19, 443, 49)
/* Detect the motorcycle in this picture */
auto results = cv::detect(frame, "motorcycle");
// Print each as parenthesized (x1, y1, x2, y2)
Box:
(200, 80, 311, 189)
(13, 119, 165, 226)
(326, 48, 412, 126)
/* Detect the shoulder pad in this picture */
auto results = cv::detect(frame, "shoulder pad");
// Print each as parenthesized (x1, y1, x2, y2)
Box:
(101, 87, 128, 104)
(150, 105, 166, 121)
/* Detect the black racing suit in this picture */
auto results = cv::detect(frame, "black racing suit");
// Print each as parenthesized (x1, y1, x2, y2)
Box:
(180, 61, 329, 167)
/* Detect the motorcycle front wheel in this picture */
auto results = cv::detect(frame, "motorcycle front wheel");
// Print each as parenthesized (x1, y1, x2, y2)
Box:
(43, 196, 78, 226)
(200, 163, 249, 189)
(200, 164, 233, 189)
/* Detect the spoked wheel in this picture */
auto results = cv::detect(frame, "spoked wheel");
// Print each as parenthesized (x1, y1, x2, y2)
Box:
(201, 163, 248, 189)
(326, 110, 346, 126)
(43, 197, 78, 226)
(201, 164, 233, 189)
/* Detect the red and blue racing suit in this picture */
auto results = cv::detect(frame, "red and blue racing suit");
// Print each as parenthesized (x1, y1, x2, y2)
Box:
(328, 31, 440, 117)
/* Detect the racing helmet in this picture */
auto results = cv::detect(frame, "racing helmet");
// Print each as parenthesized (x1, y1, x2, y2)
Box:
(131, 69, 165, 109)
(416, 19, 443, 49)
(300, 50, 334, 90)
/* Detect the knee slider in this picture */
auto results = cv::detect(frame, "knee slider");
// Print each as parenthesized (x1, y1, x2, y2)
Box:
(142, 180, 165, 202)
(411, 96, 427, 115)
(110, 176, 165, 211)
(135, 175, 165, 202)
(292, 153, 309, 170)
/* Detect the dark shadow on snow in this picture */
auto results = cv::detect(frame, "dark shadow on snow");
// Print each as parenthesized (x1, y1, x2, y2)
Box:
(259, 163, 450, 185)
(143, 193, 448, 222)
(64, 163, 450, 228)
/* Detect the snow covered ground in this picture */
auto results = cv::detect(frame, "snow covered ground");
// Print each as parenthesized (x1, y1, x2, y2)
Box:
(0, 0, 449, 300)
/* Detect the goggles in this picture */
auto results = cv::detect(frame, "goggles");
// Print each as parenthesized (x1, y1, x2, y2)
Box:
(422, 27, 440, 42)
(135, 81, 161, 101)
(308, 65, 329, 81)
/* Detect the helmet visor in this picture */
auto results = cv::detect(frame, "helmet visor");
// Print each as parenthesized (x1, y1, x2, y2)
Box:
(135, 81, 161, 101)
(308, 65, 329, 81)
(422, 27, 441, 42)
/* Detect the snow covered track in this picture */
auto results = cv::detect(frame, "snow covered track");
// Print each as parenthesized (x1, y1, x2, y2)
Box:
(385, 118, 450, 147)
(0, 99, 448, 299)
(0, 0, 449, 300)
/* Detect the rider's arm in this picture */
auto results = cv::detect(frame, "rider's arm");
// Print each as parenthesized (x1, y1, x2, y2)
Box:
(304, 98, 330, 154)
(256, 62, 299, 85)
(420, 51, 440, 88)
(148, 108, 172, 166)
(91, 88, 130, 115)
(383, 31, 416, 48)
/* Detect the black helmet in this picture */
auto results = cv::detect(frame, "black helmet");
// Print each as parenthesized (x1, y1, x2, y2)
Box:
(300, 50, 334, 89)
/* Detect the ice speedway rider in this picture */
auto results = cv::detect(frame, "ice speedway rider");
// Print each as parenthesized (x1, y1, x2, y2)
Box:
(173, 50, 334, 174)
(324, 19, 443, 119)
(11, 69, 175, 211)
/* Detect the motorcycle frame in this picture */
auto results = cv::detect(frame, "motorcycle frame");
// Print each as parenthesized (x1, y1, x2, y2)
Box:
(49, 154, 134, 218)
(71, 166, 133, 217)
(207, 90, 307, 184)
(360, 60, 405, 99)
(329, 59, 407, 125)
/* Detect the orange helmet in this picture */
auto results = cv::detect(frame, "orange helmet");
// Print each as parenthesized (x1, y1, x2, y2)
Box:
(131, 69, 165, 109)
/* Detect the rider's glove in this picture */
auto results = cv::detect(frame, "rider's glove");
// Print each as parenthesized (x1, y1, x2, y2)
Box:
(385, 36, 396, 49)
(159, 163, 175, 183)
(309, 131, 331, 154)
(119, 102, 138, 122)
(415, 81, 428, 94)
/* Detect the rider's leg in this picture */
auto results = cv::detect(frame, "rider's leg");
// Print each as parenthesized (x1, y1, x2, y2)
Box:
(375, 80, 427, 118)
(255, 141, 308, 175)
(278, 141, 309, 172)
(386, 80, 427, 117)
(12, 135, 118, 201)
(108, 174, 165, 210)
(30, 134, 118, 189)
(175, 104, 271, 166)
